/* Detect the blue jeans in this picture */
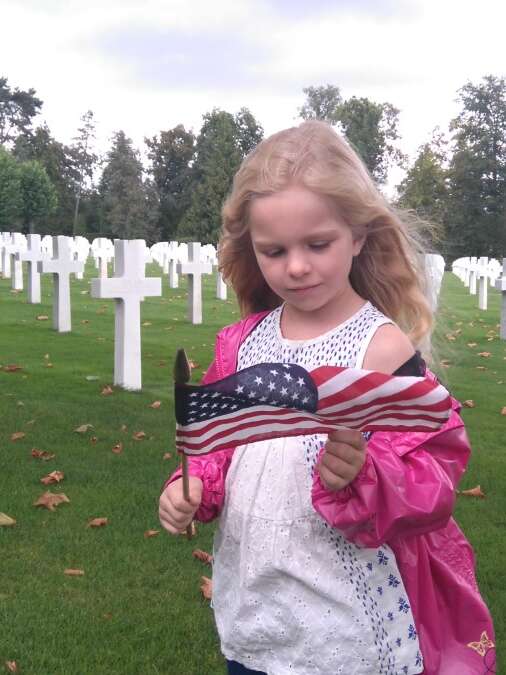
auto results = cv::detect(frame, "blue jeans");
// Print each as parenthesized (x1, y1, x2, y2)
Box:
(226, 659, 266, 674)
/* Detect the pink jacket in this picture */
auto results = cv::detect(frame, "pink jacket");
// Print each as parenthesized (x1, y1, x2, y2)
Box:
(167, 313, 496, 674)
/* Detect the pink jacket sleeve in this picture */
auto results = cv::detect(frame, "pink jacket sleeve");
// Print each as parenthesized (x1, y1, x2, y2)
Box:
(312, 396, 471, 547)
(163, 356, 234, 523)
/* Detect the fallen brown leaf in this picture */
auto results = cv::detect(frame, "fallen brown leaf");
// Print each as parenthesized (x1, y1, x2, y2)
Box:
(132, 431, 146, 441)
(40, 470, 64, 485)
(46, 362, 53, 368)
(476, 366, 487, 371)
(64, 568, 84, 576)
(5, 661, 18, 673)
(200, 576, 213, 600)
(501, 407, 506, 416)
(142, 321, 152, 326)
(158, 360, 167, 366)
(467, 342, 477, 348)
(2, 364, 22, 372)
(188, 360, 200, 369)
(193, 549, 213, 565)
(144, 529, 160, 538)
(149, 400, 161, 409)
(87, 517, 108, 528)
(459, 485, 486, 498)
(0, 513, 16, 527)
(112, 442, 123, 455)
(478, 352, 491, 358)
(31, 448, 55, 461)
(36, 314, 49, 321)
(26, 420, 35, 426)
(162, 452, 172, 460)
(81, 319, 90, 324)
(33, 491, 70, 511)
(10, 432, 26, 442)
(180, 521, 196, 536)
(74, 423, 93, 433)
(120, 424, 128, 432)
(90, 436, 98, 444)
(463, 400, 475, 408)
(101, 385, 114, 396)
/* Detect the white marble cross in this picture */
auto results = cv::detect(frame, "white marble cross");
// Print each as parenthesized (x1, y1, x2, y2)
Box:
(91, 237, 114, 278)
(477, 256, 488, 310)
(0, 232, 12, 277)
(469, 257, 478, 295)
(495, 258, 506, 340)
(8, 233, 26, 290)
(17, 234, 43, 303)
(38, 235, 84, 332)
(91, 239, 162, 391)
(177, 242, 212, 324)
(216, 269, 227, 301)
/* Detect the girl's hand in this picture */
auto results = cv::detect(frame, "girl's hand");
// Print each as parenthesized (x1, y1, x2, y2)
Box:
(159, 477, 203, 535)
(318, 429, 367, 492)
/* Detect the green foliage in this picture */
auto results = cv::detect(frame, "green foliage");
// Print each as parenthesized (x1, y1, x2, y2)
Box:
(298, 85, 404, 182)
(70, 110, 99, 236)
(445, 75, 506, 260)
(397, 131, 449, 244)
(18, 160, 58, 233)
(99, 131, 160, 243)
(234, 107, 264, 156)
(13, 124, 77, 235)
(0, 146, 22, 228)
(0, 76, 43, 146)
(177, 109, 242, 243)
(145, 124, 195, 241)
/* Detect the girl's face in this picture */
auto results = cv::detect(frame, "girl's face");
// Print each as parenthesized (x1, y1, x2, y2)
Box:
(249, 186, 364, 320)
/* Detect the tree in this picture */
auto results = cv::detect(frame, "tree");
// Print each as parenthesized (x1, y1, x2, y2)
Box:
(13, 124, 77, 234)
(298, 84, 342, 124)
(145, 124, 195, 240)
(178, 109, 242, 243)
(445, 75, 506, 259)
(234, 107, 264, 156)
(397, 131, 449, 234)
(70, 110, 98, 235)
(0, 146, 21, 229)
(99, 131, 159, 242)
(18, 160, 57, 233)
(298, 85, 404, 182)
(0, 76, 43, 146)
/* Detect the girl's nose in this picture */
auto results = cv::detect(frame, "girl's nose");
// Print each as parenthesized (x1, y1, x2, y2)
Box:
(286, 252, 311, 278)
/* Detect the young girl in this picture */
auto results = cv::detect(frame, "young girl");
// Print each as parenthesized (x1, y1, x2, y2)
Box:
(159, 121, 495, 675)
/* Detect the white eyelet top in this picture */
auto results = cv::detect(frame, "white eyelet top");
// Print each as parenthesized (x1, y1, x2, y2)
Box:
(211, 303, 424, 675)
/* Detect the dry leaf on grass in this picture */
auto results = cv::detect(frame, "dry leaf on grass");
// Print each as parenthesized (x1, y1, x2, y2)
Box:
(132, 431, 146, 441)
(64, 568, 84, 576)
(33, 491, 70, 511)
(120, 424, 128, 432)
(162, 452, 172, 460)
(112, 442, 123, 455)
(180, 521, 196, 536)
(2, 364, 23, 372)
(142, 321, 152, 326)
(0, 513, 16, 527)
(31, 448, 55, 461)
(463, 400, 475, 408)
(144, 529, 160, 538)
(467, 342, 478, 348)
(74, 423, 93, 434)
(188, 360, 200, 369)
(476, 366, 487, 371)
(5, 661, 19, 673)
(10, 432, 25, 442)
(478, 352, 491, 358)
(501, 407, 506, 416)
(149, 400, 161, 409)
(40, 471, 64, 485)
(87, 517, 108, 528)
(36, 315, 49, 321)
(200, 576, 213, 600)
(459, 485, 486, 498)
(193, 549, 213, 565)
(101, 385, 114, 396)
(90, 436, 98, 444)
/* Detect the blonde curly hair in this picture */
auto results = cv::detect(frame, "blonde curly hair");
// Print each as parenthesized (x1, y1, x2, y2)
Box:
(219, 120, 432, 348)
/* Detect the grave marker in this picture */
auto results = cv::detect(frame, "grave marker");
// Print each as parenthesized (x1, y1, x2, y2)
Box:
(91, 239, 162, 390)
(17, 234, 43, 303)
(495, 258, 506, 340)
(177, 242, 212, 324)
(38, 236, 84, 332)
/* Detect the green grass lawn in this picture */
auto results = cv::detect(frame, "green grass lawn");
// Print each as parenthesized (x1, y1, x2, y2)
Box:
(0, 267, 504, 674)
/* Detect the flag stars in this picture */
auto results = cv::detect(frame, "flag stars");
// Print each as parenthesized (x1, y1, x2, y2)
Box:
(235, 385, 244, 394)
(291, 392, 299, 400)
(297, 377, 305, 387)
(283, 372, 293, 382)
(280, 387, 288, 396)
(268, 382, 276, 391)
(270, 369, 278, 376)
(254, 376, 263, 385)
(248, 391, 256, 398)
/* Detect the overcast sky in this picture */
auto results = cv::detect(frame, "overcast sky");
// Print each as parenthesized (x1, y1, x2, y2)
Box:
(2, 0, 506, 189)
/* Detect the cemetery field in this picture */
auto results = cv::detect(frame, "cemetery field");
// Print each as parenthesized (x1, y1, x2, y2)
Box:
(0, 267, 504, 674)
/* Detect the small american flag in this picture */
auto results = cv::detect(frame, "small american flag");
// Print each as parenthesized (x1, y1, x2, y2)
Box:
(175, 362, 452, 455)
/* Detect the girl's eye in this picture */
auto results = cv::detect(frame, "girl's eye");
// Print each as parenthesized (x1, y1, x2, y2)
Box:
(262, 249, 284, 258)
(309, 241, 330, 250)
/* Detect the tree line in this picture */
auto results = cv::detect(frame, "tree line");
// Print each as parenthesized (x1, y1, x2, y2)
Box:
(1, 74, 505, 261)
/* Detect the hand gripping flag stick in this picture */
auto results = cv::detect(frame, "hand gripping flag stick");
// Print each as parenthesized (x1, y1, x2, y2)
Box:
(173, 348, 193, 539)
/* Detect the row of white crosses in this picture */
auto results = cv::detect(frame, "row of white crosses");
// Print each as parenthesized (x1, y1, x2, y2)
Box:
(452, 256, 505, 311)
(0, 232, 226, 390)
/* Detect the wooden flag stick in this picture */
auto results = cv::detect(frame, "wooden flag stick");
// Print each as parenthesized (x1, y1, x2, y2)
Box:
(174, 348, 193, 540)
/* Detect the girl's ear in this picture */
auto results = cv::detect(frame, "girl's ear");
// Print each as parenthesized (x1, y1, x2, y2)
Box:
(352, 234, 366, 257)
